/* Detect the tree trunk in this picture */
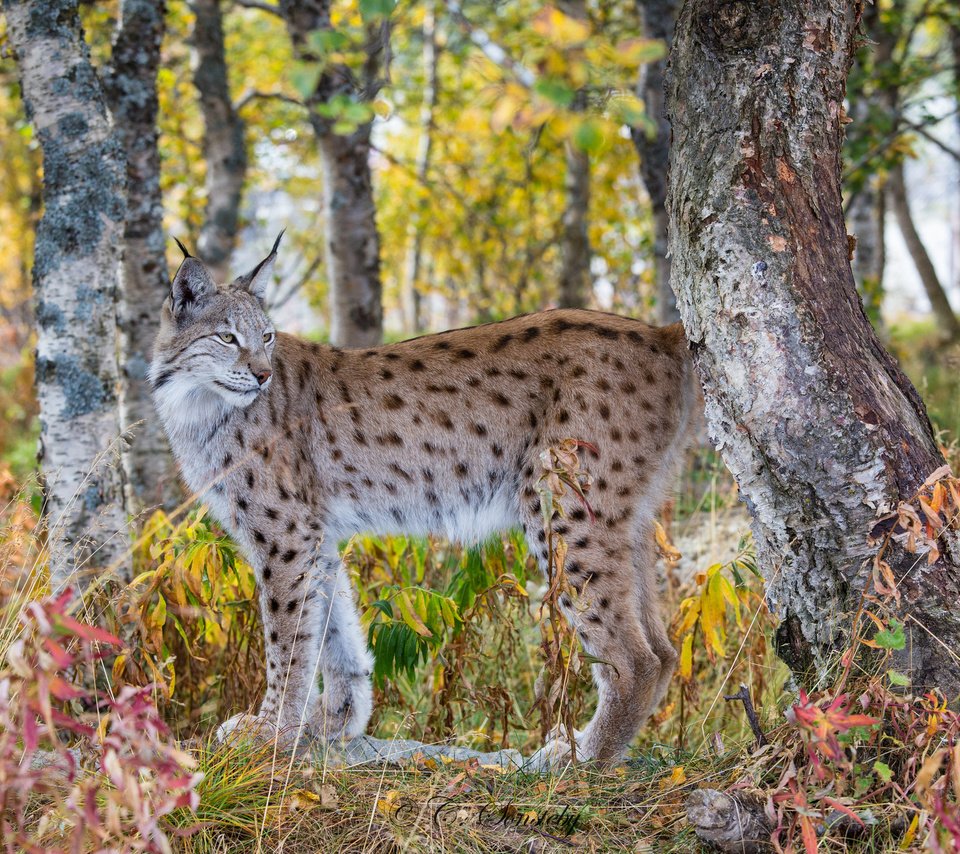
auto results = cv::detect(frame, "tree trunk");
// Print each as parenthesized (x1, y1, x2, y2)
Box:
(557, 139, 591, 309)
(888, 161, 960, 341)
(192, 0, 248, 280)
(5, 0, 129, 587)
(556, 0, 592, 310)
(104, 0, 180, 512)
(847, 182, 885, 324)
(667, 0, 960, 695)
(401, 0, 439, 334)
(280, 0, 384, 348)
(632, 0, 678, 324)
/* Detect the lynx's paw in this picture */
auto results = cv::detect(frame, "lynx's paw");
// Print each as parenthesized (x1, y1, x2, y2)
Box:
(525, 727, 589, 773)
(311, 675, 373, 740)
(214, 713, 310, 751)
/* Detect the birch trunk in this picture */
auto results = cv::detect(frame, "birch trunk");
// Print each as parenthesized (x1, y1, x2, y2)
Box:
(633, 0, 678, 324)
(400, 0, 439, 334)
(192, 0, 248, 280)
(668, 0, 960, 694)
(280, 0, 384, 347)
(5, 0, 129, 587)
(105, 0, 180, 512)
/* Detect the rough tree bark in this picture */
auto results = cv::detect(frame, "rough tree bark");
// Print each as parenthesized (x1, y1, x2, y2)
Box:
(632, 0, 678, 324)
(104, 0, 180, 511)
(888, 161, 960, 341)
(280, 0, 384, 347)
(400, 0, 439, 334)
(668, 0, 960, 694)
(192, 0, 248, 280)
(5, 0, 129, 587)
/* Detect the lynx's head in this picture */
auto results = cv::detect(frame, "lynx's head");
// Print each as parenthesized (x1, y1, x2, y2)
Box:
(150, 233, 283, 424)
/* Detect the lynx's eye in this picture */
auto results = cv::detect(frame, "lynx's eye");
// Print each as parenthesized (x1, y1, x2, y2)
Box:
(217, 332, 236, 344)
(263, 331, 275, 344)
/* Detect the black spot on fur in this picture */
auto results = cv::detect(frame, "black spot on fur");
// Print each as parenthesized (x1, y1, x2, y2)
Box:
(384, 394, 404, 410)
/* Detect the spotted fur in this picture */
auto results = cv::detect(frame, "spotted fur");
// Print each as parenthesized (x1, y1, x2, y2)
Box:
(150, 244, 700, 765)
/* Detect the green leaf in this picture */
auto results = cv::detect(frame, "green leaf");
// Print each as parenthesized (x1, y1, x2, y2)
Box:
(887, 669, 911, 687)
(873, 618, 906, 651)
(359, 0, 396, 22)
(306, 29, 350, 57)
(874, 760, 893, 783)
(533, 77, 575, 108)
(290, 62, 322, 100)
(573, 118, 604, 153)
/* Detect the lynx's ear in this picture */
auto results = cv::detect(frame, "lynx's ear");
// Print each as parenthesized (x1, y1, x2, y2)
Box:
(233, 230, 284, 305)
(170, 239, 216, 316)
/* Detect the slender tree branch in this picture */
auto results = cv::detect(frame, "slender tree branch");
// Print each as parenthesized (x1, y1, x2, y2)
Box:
(234, 88, 305, 111)
(233, 0, 283, 17)
(903, 118, 960, 163)
(723, 684, 768, 747)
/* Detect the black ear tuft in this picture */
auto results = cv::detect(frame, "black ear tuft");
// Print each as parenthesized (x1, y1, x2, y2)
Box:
(232, 229, 285, 304)
(173, 237, 193, 259)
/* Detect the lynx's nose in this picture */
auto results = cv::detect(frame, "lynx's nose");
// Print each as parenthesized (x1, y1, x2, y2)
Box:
(254, 369, 272, 386)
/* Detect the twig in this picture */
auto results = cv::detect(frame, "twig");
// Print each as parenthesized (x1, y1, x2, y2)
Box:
(723, 683, 768, 747)
(233, 0, 283, 18)
(234, 89, 305, 112)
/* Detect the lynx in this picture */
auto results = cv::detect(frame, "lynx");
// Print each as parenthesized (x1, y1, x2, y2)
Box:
(150, 237, 699, 767)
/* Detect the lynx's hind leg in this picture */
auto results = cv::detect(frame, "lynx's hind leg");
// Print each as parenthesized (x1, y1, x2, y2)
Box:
(521, 505, 663, 767)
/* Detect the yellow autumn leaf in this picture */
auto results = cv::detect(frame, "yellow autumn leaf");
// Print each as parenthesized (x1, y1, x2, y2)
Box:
(531, 7, 590, 46)
(659, 765, 687, 789)
(395, 589, 432, 637)
(900, 813, 920, 850)
(678, 633, 694, 680)
(914, 748, 946, 797)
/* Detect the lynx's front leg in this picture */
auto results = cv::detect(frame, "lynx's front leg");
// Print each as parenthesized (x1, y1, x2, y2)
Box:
(308, 549, 374, 740)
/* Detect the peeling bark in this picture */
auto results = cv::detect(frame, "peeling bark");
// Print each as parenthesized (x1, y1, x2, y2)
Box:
(632, 0, 678, 324)
(667, 0, 960, 694)
(401, 0, 439, 334)
(192, 0, 248, 280)
(685, 789, 771, 853)
(280, 0, 384, 347)
(104, 0, 180, 511)
(5, 0, 129, 586)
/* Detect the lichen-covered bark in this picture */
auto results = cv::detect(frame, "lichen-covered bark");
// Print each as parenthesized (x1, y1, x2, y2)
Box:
(280, 0, 384, 347)
(632, 0, 678, 324)
(668, 0, 960, 694)
(105, 0, 180, 511)
(5, 0, 129, 586)
(192, 0, 248, 280)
